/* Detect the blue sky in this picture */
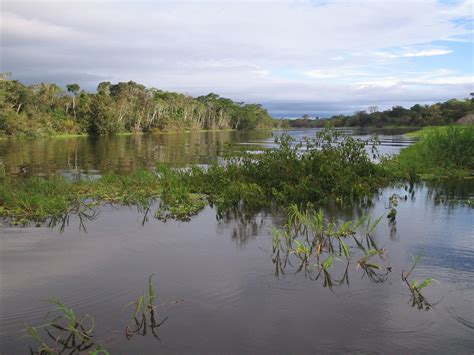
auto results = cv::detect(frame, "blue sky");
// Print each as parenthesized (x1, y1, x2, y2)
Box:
(1, 0, 473, 117)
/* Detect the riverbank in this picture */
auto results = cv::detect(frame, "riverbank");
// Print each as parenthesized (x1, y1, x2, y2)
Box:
(0, 127, 284, 141)
(393, 125, 474, 179)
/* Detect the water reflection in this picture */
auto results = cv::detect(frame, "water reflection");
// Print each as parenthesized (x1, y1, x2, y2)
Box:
(0, 128, 416, 178)
(0, 131, 273, 178)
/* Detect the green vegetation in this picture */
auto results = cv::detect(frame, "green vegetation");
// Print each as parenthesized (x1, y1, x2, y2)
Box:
(1, 127, 471, 225)
(0, 130, 388, 225)
(402, 252, 433, 310)
(272, 204, 433, 307)
(180, 130, 387, 208)
(22, 274, 173, 353)
(388, 125, 474, 179)
(0, 74, 279, 138)
(22, 299, 108, 354)
(272, 204, 391, 285)
(22, 274, 185, 353)
(125, 274, 168, 340)
(287, 99, 474, 128)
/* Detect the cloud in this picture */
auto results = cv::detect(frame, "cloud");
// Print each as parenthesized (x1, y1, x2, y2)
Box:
(375, 48, 453, 59)
(1, 0, 472, 116)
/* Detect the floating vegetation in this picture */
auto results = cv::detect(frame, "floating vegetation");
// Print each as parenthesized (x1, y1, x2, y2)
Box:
(2, 127, 471, 228)
(271, 204, 391, 288)
(125, 274, 169, 340)
(22, 299, 108, 354)
(0, 129, 390, 226)
(402, 252, 433, 311)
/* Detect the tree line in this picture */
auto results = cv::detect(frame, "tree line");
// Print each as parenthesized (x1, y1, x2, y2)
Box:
(0, 74, 278, 137)
(287, 98, 474, 128)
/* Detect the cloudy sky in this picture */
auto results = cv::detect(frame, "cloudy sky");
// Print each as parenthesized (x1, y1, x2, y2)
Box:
(1, 0, 473, 117)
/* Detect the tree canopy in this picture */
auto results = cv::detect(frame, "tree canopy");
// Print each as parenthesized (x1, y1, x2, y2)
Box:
(286, 99, 474, 128)
(0, 76, 277, 137)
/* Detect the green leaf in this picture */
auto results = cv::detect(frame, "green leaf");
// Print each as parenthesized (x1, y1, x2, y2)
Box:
(148, 273, 157, 306)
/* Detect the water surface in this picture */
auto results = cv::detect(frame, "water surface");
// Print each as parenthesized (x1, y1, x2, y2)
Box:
(1, 128, 473, 354)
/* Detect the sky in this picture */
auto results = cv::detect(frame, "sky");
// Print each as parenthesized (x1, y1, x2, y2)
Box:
(1, 0, 473, 117)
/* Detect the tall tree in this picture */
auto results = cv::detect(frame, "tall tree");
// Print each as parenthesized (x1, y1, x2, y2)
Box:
(66, 83, 81, 120)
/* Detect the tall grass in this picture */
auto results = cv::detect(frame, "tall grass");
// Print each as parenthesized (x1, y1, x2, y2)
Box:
(395, 125, 474, 178)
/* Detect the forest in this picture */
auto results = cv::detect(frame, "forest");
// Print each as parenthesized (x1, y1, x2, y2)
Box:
(288, 98, 474, 128)
(2, 74, 473, 138)
(0, 74, 277, 137)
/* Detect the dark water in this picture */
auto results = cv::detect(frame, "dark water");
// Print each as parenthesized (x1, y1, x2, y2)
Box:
(1, 129, 473, 354)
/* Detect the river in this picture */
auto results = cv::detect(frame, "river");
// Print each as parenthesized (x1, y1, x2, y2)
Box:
(1, 128, 473, 353)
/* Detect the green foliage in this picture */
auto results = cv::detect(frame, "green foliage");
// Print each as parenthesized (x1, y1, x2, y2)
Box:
(22, 299, 106, 354)
(125, 274, 168, 340)
(287, 99, 474, 128)
(389, 125, 474, 178)
(402, 252, 434, 310)
(271, 204, 391, 286)
(0, 76, 277, 137)
(182, 130, 388, 208)
(0, 129, 391, 225)
(0, 177, 82, 224)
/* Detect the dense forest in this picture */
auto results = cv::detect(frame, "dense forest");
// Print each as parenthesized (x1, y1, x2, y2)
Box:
(0, 74, 277, 137)
(2, 74, 473, 138)
(288, 98, 474, 128)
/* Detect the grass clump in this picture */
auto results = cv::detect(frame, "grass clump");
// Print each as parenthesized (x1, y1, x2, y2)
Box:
(0, 177, 83, 225)
(79, 170, 161, 205)
(391, 125, 474, 179)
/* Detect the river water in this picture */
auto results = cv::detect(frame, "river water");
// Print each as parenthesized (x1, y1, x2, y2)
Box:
(1, 128, 473, 354)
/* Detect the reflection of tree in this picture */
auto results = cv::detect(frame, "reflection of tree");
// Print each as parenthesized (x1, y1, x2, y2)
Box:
(425, 180, 474, 209)
(48, 203, 99, 233)
(215, 204, 277, 246)
(0, 130, 273, 177)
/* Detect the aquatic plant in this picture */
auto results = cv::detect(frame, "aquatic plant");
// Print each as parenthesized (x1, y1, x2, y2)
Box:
(271, 204, 391, 288)
(0, 129, 391, 226)
(183, 129, 388, 209)
(22, 299, 107, 354)
(402, 252, 433, 311)
(125, 274, 168, 340)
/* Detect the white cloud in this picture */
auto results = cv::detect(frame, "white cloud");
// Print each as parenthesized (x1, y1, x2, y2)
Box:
(375, 48, 453, 59)
(1, 0, 472, 115)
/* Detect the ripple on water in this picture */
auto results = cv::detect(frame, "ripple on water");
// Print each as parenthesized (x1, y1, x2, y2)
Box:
(339, 288, 437, 334)
(0, 285, 129, 343)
